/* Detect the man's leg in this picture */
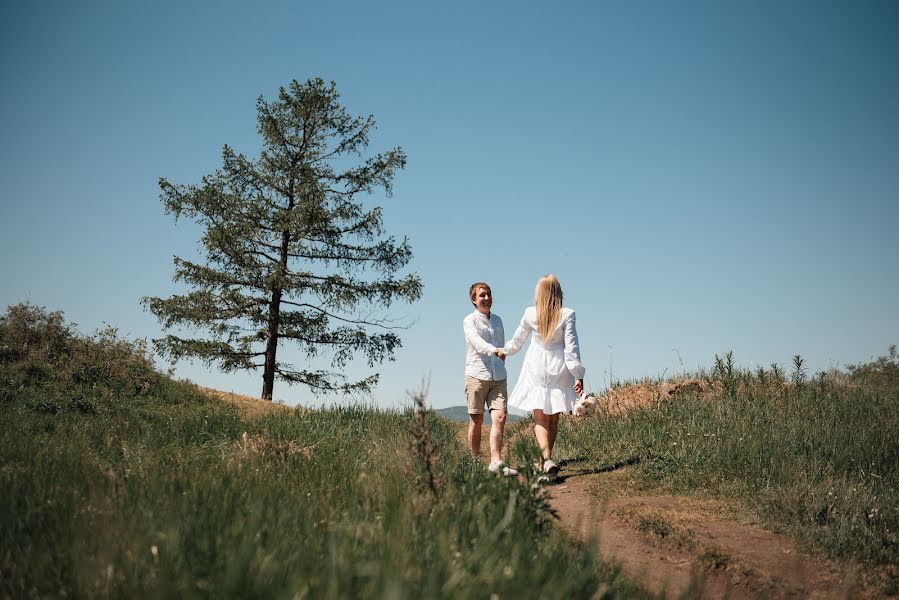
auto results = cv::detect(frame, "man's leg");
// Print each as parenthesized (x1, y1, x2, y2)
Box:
(486, 378, 509, 464)
(465, 376, 487, 457)
(488, 408, 507, 463)
(468, 412, 484, 457)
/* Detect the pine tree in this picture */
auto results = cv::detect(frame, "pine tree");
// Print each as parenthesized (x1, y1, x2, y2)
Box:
(143, 78, 422, 400)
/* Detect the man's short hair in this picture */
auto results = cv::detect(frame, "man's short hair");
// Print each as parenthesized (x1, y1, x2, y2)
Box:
(469, 282, 491, 304)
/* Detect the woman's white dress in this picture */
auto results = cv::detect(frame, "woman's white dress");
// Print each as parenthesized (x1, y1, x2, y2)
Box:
(503, 307, 586, 415)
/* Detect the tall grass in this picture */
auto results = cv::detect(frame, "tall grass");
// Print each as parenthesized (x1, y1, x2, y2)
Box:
(561, 350, 899, 569)
(1, 304, 648, 598)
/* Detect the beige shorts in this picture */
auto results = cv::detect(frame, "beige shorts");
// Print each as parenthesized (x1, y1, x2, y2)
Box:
(464, 376, 508, 414)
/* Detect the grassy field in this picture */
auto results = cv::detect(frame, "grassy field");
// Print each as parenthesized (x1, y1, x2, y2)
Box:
(557, 351, 899, 589)
(5, 302, 896, 596)
(0, 304, 649, 598)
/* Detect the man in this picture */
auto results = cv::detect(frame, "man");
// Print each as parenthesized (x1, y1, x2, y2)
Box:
(462, 282, 517, 476)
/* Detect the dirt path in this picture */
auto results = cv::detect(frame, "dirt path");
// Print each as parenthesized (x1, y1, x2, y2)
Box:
(549, 463, 871, 599)
(460, 423, 871, 598)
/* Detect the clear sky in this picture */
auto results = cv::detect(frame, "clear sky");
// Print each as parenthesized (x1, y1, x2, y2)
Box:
(2, 1, 897, 409)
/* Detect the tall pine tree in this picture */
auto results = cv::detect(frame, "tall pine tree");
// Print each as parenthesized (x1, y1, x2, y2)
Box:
(144, 79, 422, 400)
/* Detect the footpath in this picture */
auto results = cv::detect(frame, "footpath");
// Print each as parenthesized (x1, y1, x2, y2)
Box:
(463, 422, 869, 599)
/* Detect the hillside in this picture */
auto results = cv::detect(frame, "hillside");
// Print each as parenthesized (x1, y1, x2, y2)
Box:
(3, 303, 895, 596)
(0, 303, 640, 597)
(549, 350, 899, 596)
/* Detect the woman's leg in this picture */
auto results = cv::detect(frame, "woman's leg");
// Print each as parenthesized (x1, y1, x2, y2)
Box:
(547, 412, 560, 456)
(488, 409, 507, 464)
(533, 409, 552, 460)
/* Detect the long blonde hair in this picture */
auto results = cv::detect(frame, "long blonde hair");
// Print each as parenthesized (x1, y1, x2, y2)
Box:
(535, 274, 563, 341)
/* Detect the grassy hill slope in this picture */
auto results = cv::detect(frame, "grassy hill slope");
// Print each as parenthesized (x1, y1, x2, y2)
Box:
(557, 351, 899, 592)
(0, 303, 645, 598)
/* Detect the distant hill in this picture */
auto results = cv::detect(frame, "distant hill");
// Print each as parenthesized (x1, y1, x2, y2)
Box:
(436, 406, 528, 423)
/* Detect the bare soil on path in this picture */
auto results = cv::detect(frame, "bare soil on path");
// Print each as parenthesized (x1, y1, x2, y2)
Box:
(549, 463, 871, 599)
(462, 422, 878, 599)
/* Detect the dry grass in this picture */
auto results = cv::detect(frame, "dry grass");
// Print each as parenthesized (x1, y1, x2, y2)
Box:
(232, 431, 314, 463)
(196, 385, 293, 419)
(599, 378, 709, 416)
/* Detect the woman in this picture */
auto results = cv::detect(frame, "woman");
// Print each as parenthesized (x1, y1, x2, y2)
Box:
(501, 275, 585, 475)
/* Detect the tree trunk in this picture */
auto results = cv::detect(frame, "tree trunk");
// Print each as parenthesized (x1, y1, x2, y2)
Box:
(262, 221, 293, 400)
(261, 287, 281, 400)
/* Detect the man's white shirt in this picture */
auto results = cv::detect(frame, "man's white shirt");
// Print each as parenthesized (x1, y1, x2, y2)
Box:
(463, 310, 506, 381)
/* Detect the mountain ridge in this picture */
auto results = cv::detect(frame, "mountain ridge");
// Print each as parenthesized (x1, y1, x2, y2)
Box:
(435, 405, 528, 423)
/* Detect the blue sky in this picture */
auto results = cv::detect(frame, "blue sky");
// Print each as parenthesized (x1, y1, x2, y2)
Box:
(2, 1, 897, 409)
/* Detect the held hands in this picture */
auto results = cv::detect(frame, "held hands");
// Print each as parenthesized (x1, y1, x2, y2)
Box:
(494, 349, 506, 362)
(573, 379, 584, 395)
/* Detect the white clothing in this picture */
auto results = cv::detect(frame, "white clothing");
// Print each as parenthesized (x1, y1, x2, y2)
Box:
(462, 310, 507, 382)
(503, 307, 585, 414)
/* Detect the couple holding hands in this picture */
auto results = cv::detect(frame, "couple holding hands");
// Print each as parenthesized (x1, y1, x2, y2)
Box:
(462, 274, 585, 478)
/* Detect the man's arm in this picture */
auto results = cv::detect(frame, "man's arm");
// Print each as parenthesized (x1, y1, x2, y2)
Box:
(463, 317, 498, 356)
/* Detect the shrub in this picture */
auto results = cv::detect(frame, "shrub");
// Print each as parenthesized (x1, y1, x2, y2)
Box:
(847, 345, 899, 388)
(0, 302, 181, 408)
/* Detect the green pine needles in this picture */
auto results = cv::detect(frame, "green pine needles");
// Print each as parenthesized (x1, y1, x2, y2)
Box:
(143, 79, 422, 399)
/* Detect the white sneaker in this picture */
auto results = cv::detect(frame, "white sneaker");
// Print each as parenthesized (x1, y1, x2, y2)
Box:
(488, 460, 519, 476)
(543, 459, 559, 475)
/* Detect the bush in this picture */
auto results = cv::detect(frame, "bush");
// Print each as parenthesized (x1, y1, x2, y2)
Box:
(0, 302, 187, 408)
(847, 345, 899, 388)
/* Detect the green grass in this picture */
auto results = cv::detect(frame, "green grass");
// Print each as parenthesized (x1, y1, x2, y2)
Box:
(560, 351, 899, 569)
(2, 386, 648, 598)
(14, 301, 896, 595)
(1, 303, 652, 598)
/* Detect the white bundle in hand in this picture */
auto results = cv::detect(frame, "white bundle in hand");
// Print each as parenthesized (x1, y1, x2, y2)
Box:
(572, 392, 598, 417)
